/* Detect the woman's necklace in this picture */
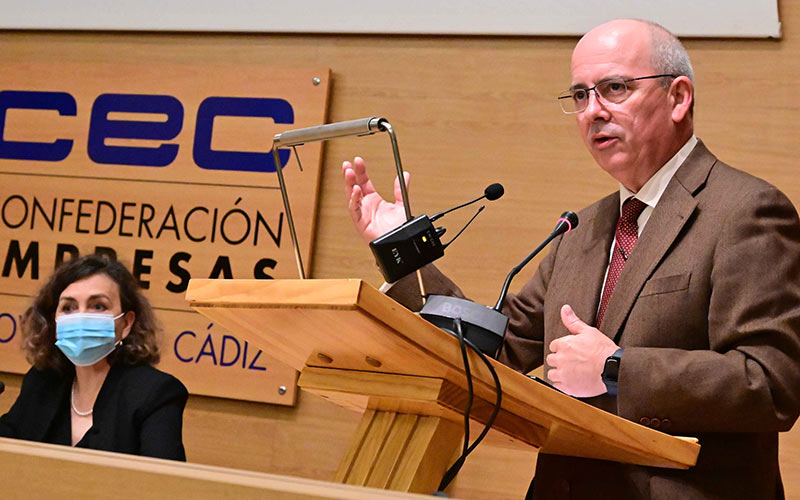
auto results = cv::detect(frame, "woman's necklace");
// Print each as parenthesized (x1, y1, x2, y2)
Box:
(71, 380, 93, 417)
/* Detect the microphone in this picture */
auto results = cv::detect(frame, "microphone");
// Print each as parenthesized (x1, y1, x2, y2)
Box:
(369, 183, 504, 283)
(485, 183, 505, 201)
(431, 183, 504, 222)
(420, 211, 579, 357)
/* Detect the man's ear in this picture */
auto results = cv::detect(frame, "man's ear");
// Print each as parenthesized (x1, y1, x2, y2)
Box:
(669, 76, 694, 122)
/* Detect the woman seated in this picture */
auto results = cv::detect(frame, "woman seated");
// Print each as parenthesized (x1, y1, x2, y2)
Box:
(0, 255, 187, 460)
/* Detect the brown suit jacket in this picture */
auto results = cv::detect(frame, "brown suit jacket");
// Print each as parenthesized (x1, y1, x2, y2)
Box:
(388, 141, 800, 499)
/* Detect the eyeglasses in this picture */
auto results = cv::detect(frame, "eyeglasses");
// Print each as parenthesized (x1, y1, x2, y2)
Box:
(557, 74, 677, 114)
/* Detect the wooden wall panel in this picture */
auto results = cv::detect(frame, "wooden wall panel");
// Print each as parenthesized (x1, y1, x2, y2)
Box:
(2, 1, 800, 497)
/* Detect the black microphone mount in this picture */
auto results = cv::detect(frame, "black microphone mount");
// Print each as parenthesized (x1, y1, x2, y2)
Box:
(369, 183, 504, 284)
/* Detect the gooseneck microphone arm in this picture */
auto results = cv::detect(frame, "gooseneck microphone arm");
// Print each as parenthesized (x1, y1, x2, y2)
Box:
(493, 235, 556, 312)
(493, 211, 579, 311)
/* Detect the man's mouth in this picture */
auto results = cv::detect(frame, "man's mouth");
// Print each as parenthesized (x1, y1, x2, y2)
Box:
(592, 134, 618, 149)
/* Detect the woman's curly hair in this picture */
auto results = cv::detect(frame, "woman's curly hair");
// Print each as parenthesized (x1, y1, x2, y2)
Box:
(21, 254, 161, 373)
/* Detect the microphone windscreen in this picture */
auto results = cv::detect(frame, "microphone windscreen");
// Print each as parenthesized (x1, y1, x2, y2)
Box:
(561, 211, 579, 230)
(484, 183, 504, 201)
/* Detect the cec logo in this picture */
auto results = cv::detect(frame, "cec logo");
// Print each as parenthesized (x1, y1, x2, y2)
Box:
(0, 90, 294, 172)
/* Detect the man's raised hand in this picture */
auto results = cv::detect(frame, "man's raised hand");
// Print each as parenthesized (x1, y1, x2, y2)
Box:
(342, 156, 410, 244)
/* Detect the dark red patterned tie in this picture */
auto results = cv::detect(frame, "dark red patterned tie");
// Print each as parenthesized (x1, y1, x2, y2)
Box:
(596, 197, 647, 326)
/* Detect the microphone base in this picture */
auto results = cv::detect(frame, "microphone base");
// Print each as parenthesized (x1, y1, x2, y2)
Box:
(420, 295, 509, 358)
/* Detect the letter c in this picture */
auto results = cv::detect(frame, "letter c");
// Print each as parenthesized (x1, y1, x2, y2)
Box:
(193, 97, 293, 172)
(174, 330, 196, 362)
(0, 90, 76, 161)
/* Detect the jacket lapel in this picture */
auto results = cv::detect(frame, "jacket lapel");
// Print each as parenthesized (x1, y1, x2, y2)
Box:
(597, 141, 716, 341)
(566, 194, 619, 328)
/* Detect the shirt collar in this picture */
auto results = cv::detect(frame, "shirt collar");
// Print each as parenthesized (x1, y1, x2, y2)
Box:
(619, 135, 698, 211)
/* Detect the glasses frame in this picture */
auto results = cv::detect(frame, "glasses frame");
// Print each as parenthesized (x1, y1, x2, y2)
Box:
(557, 74, 677, 114)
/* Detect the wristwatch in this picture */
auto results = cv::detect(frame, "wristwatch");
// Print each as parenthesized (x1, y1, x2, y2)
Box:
(602, 348, 624, 396)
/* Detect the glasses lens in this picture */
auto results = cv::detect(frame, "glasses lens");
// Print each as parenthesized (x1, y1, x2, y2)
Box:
(596, 79, 629, 104)
(558, 90, 586, 113)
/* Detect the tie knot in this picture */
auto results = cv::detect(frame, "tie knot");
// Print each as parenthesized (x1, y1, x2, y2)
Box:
(621, 197, 647, 224)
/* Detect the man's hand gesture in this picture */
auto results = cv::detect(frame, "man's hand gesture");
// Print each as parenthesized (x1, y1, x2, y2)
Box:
(342, 156, 409, 244)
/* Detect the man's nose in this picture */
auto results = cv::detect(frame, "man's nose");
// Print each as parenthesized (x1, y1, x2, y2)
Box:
(582, 89, 609, 119)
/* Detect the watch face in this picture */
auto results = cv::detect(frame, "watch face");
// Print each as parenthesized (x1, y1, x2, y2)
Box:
(603, 357, 621, 383)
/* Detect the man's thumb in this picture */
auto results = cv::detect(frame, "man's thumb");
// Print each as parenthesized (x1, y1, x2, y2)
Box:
(560, 304, 585, 334)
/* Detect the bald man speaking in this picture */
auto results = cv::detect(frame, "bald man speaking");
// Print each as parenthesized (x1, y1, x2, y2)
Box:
(343, 19, 800, 500)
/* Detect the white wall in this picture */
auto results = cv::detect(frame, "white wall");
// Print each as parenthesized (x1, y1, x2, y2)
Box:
(0, 0, 781, 38)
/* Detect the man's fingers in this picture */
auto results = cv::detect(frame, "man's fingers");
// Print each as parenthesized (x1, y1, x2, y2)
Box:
(343, 162, 356, 201)
(343, 165, 364, 226)
(347, 185, 363, 222)
(353, 156, 377, 194)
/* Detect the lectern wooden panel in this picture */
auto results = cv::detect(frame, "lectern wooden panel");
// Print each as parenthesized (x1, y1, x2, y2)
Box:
(0, 437, 438, 500)
(186, 279, 699, 493)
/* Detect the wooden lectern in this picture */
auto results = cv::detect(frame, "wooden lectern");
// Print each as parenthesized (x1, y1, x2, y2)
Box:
(0, 437, 442, 500)
(186, 279, 699, 495)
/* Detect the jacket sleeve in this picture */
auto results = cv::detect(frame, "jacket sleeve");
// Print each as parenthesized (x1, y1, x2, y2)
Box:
(0, 392, 20, 438)
(0, 368, 55, 440)
(384, 264, 467, 312)
(617, 186, 800, 434)
(137, 374, 188, 461)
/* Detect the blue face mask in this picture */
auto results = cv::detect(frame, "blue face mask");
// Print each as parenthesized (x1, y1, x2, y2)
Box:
(55, 312, 125, 367)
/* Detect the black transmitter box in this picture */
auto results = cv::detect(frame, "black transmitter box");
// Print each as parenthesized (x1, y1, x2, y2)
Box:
(369, 215, 445, 283)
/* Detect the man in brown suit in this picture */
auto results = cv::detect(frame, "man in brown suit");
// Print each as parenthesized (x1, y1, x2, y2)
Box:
(342, 19, 800, 499)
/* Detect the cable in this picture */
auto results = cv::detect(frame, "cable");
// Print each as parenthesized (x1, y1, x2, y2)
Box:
(462, 337, 502, 455)
(436, 319, 503, 493)
(456, 319, 474, 458)
(442, 206, 485, 249)
(437, 318, 472, 493)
